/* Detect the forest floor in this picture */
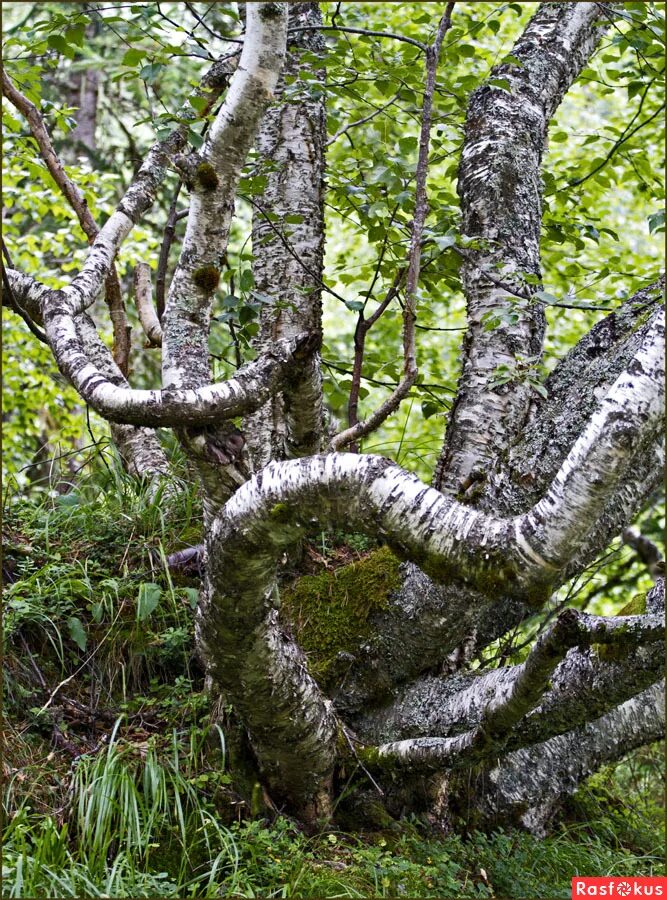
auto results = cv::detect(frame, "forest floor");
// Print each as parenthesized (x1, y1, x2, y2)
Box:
(3, 459, 664, 898)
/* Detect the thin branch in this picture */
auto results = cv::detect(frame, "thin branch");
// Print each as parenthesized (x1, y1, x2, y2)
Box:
(241, 193, 351, 307)
(2, 70, 131, 374)
(287, 24, 427, 52)
(330, 3, 456, 451)
(325, 96, 398, 147)
(568, 93, 665, 189)
(345, 270, 404, 452)
(155, 179, 183, 321)
(622, 526, 664, 578)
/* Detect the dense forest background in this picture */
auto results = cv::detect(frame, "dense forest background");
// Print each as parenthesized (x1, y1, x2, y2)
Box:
(2, 2, 665, 897)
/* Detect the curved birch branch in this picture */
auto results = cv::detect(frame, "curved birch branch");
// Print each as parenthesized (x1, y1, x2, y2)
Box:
(39, 291, 318, 426)
(470, 681, 665, 834)
(374, 608, 663, 769)
(6, 269, 170, 481)
(6, 269, 316, 429)
(200, 316, 662, 808)
(210, 308, 663, 595)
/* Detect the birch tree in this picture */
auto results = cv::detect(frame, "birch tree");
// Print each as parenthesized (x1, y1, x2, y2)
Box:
(3, 1, 664, 831)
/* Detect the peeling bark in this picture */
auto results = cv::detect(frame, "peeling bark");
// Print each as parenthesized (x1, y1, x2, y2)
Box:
(356, 582, 665, 755)
(245, 2, 326, 469)
(433, 2, 608, 494)
(466, 681, 665, 835)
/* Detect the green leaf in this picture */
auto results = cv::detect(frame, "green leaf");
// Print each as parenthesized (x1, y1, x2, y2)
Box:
(137, 582, 161, 621)
(188, 94, 209, 114)
(345, 299, 364, 312)
(122, 48, 146, 67)
(421, 400, 442, 420)
(65, 24, 85, 47)
(140, 63, 163, 84)
(489, 78, 511, 93)
(47, 34, 75, 59)
(184, 588, 200, 610)
(187, 128, 205, 149)
(648, 210, 665, 234)
(534, 290, 559, 304)
(67, 616, 87, 652)
(502, 53, 525, 67)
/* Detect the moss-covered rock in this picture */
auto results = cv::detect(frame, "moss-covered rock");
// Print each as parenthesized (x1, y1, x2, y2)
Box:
(281, 547, 401, 689)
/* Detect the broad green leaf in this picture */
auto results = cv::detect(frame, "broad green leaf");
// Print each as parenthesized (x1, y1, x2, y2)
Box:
(67, 616, 87, 652)
(137, 582, 161, 621)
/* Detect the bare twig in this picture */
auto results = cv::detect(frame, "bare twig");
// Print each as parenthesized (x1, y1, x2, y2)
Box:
(155, 182, 184, 321)
(2, 70, 131, 374)
(331, 4, 456, 451)
(345, 271, 404, 452)
(287, 23, 427, 52)
(325, 96, 399, 147)
(566, 76, 664, 189)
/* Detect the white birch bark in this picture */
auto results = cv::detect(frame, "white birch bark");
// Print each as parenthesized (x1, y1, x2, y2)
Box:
(161, 3, 288, 392)
(245, 1, 326, 469)
(433, 2, 608, 494)
(331, 298, 664, 712)
(6, 269, 170, 481)
(200, 322, 662, 799)
(357, 594, 663, 765)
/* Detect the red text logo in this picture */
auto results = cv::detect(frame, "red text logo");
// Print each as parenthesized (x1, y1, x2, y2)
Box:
(572, 878, 667, 898)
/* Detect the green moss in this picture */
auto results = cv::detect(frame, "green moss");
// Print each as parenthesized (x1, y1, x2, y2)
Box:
(259, 2, 282, 19)
(281, 547, 401, 688)
(269, 502, 291, 523)
(617, 592, 647, 616)
(196, 161, 219, 191)
(592, 593, 647, 661)
(192, 266, 220, 292)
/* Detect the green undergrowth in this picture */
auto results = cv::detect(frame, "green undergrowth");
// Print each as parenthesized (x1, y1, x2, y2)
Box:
(2, 459, 664, 898)
(3, 748, 664, 898)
